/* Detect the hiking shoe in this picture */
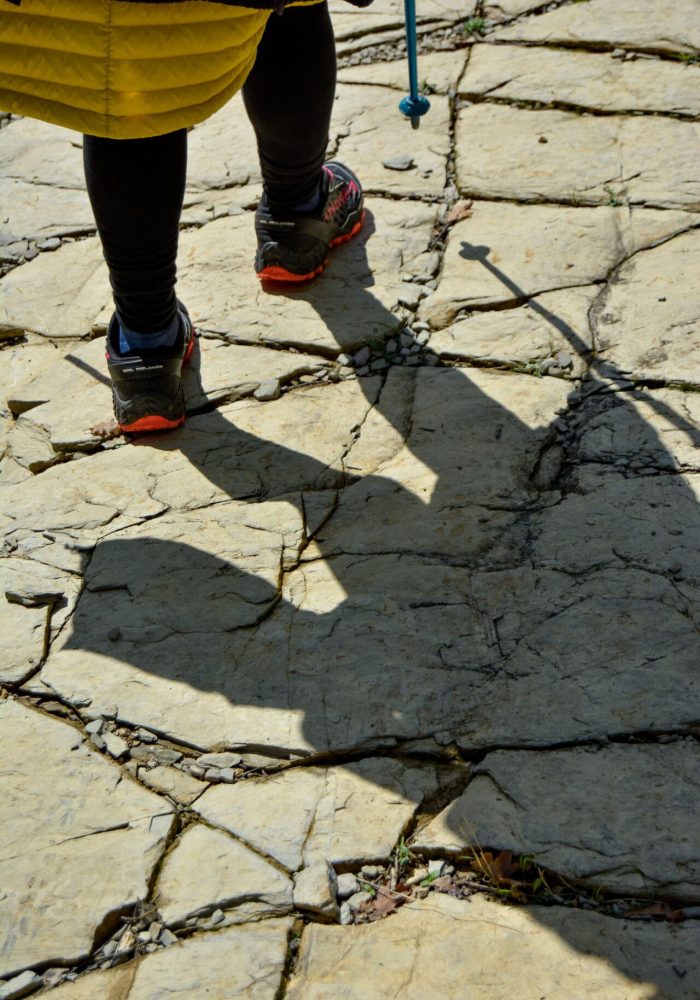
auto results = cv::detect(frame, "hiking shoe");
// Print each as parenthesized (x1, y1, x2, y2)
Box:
(254, 162, 364, 282)
(106, 305, 195, 434)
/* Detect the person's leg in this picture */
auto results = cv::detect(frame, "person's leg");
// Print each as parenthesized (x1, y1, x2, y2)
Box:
(83, 130, 194, 432)
(243, 2, 364, 281)
(83, 130, 187, 341)
(243, 2, 336, 212)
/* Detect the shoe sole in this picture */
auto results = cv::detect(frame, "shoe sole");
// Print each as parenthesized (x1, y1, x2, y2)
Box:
(256, 212, 365, 284)
(116, 333, 196, 434)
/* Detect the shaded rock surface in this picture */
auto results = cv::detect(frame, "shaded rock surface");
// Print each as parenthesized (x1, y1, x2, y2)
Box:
(414, 744, 700, 900)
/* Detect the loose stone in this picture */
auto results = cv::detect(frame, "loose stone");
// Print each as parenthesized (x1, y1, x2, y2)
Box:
(336, 353, 352, 366)
(339, 901, 353, 925)
(37, 237, 61, 252)
(197, 751, 242, 769)
(102, 731, 128, 759)
(0, 971, 43, 999)
(41, 970, 64, 989)
(353, 346, 371, 367)
(361, 864, 382, 879)
(159, 928, 178, 946)
(336, 873, 360, 900)
(151, 747, 182, 766)
(254, 378, 282, 402)
(210, 909, 225, 925)
(347, 890, 372, 911)
(135, 728, 158, 743)
(382, 155, 415, 171)
(85, 719, 103, 735)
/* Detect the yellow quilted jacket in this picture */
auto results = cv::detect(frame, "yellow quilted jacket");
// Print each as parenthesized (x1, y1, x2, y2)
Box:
(0, 0, 334, 138)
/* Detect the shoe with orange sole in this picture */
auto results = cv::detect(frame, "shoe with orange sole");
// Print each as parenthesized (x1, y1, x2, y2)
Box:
(255, 162, 364, 282)
(106, 305, 195, 434)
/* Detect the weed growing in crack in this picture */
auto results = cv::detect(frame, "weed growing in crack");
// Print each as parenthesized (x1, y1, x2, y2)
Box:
(394, 835, 414, 870)
(462, 17, 487, 37)
(604, 185, 623, 207)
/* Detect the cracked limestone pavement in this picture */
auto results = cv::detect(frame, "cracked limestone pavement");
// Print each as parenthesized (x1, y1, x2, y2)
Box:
(1, 0, 700, 996)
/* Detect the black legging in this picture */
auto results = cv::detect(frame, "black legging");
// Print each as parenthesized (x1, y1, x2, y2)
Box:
(83, 2, 336, 333)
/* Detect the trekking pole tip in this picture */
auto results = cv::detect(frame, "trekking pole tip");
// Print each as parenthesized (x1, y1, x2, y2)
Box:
(399, 94, 431, 124)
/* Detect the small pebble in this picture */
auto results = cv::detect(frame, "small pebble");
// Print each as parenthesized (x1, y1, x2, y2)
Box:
(0, 970, 43, 1000)
(428, 859, 446, 877)
(353, 346, 371, 367)
(103, 731, 128, 760)
(385, 338, 398, 354)
(382, 154, 415, 171)
(347, 890, 372, 911)
(41, 969, 65, 989)
(416, 330, 430, 346)
(425, 353, 439, 366)
(85, 719, 104, 735)
(336, 353, 352, 366)
(336, 873, 360, 900)
(210, 909, 225, 925)
(399, 331, 415, 348)
(137, 931, 151, 943)
(339, 901, 353, 924)
(149, 921, 163, 941)
(360, 864, 381, 879)
(160, 929, 178, 946)
(412, 321, 429, 333)
(198, 751, 242, 769)
(37, 237, 61, 251)
(151, 747, 182, 766)
(254, 378, 281, 402)
(370, 358, 388, 372)
(136, 728, 158, 743)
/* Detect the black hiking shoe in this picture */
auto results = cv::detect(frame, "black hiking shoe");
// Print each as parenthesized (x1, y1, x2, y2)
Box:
(254, 162, 364, 282)
(105, 305, 195, 434)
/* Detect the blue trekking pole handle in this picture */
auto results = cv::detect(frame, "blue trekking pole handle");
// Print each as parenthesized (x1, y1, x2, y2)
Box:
(399, 0, 430, 129)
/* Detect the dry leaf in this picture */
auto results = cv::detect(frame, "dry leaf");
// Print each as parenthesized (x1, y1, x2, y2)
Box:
(626, 902, 684, 922)
(445, 200, 473, 226)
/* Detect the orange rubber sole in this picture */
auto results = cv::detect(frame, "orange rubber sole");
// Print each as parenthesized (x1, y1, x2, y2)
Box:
(117, 331, 195, 435)
(257, 212, 365, 284)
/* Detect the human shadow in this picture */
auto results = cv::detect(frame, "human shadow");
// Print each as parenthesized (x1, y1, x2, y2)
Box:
(58, 220, 700, 993)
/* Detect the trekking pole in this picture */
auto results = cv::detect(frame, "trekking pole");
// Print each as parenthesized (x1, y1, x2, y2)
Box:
(399, 0, 430, 129)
